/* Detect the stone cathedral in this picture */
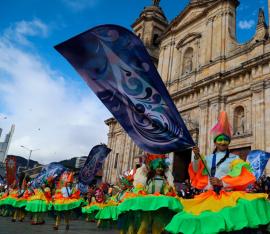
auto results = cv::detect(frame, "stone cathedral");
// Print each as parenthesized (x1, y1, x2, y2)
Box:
(103, 0, 270, 183)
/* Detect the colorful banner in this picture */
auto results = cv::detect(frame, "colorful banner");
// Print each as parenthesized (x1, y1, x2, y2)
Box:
(79, 144, 111, 186)
(55, 25, 195, 154)
(31, 163, 66, 188)
(247, 150, 270, 180)
(6, 156, 16, 185)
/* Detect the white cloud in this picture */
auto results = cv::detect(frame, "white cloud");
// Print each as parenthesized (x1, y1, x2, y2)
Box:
(3, 19, 48, 46)
(238, 4, 249, 11)
(238, 20, 255, 30)
(61, 0, 99, 11)
(0, 19, 111, 164)
(252, 9, 257, 16)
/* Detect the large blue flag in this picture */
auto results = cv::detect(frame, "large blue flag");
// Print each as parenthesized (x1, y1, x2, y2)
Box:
(247, 150, 270, 180)
(55, 25, 195, 154)
(79, 144, 111, 186)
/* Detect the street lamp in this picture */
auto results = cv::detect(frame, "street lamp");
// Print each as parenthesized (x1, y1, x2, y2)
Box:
(20, 145, 40, 169)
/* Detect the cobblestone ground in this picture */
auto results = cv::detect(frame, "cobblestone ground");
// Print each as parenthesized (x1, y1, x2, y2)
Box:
(0, 216, 119, 234)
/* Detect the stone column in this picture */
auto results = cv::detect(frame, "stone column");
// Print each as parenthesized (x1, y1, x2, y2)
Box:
(110, 130, 122, 183)
(195, 39, 200, 72)
(264, 80, 270, 151)
(167, 40, 176, 85)
(171, 45, 181, 83)
(198, 99, 209, 155)
(220, 11, 225, 58)
(129, 141, 136, 169)
(103, 132, 113, 182)
(207, 17, 214, 62)
(103, 120, 116, 183)
(251, 81, 265, 150)
(264, 80, 270, 175)
(212, 14, 221, 60)
(164, 43, 173, 85)
(120, 133, 129, 173)
(158, 46, 167, 84)
(115, 132, 126, 181)
(122, 136, 134, 173)
(178, 48, 183, 78)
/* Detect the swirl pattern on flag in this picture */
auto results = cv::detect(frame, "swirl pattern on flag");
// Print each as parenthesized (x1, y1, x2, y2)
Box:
(55, 25, 195, 153)
(79, 144, 111, 186)
(247, 150, 270, 180)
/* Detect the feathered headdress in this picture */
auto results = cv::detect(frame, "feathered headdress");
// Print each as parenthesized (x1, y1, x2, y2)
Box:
(58, 171, 74, 188)
(145, 153, 169, 170)
(210, 111, 232, 143)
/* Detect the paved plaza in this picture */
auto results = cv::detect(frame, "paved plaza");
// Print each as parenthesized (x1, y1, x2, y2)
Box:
(0, 216, 118, 234)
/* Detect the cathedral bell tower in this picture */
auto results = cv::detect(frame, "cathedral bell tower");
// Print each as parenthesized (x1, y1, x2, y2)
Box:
(131, 0, 168, 65)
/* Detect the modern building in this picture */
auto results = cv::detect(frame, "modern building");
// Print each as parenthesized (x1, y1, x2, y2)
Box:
(103, 0, 270, 183)
(0, 125, 15, 162)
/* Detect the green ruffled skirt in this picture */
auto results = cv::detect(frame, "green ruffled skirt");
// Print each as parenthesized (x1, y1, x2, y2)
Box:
(13, 198, 28, 208)
(96, 195, 182, 232)
(165, 198, 270, 234)
(50, 199, 84, 212)
(25, 200, 49, 213)
(0, 197, 18, 207)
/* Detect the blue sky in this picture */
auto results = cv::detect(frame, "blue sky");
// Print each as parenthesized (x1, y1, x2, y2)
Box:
(0, 0, 267, 163)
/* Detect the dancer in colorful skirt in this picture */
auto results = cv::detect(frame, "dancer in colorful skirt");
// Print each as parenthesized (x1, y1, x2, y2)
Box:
(26, 182, 52, 225)
(12, 175, 32, 222)
(52, 171, 84, 230)
(0, 185, 12, 217)
(94, 173, 135, 232)
(129, 154, 178, 234)
(96, 154, 181, 234)
(165, 111, 270, 234)
(82, 183, 110, 223)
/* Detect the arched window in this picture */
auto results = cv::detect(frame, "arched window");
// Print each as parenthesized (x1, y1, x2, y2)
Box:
(182, 47, 194, 75)
(233, 106, 245, 135)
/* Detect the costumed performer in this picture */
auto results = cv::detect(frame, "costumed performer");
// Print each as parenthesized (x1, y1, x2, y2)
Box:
(165, 111, 270, 234)
(82, 182, 110, 223)
(52, 171, 83, 230)
(97, 153, 181, 234)
(0, 184, 12, 217)
(12, 175, 31, 222)
(26, 180, 52, 225)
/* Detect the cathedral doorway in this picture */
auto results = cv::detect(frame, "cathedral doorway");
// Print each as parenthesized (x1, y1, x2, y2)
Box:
(173, 149, 192, 183)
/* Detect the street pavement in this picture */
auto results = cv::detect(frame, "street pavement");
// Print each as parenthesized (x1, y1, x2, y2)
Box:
(0, 216, 119, 234)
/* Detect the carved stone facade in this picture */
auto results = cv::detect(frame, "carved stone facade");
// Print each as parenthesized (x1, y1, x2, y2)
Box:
(103, 0, 270, 183)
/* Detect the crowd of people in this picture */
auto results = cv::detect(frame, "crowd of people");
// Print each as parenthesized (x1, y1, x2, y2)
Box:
(0, 111, 270, 234)
(0, 171, 84, 230)
(0, 161, 269, 233)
